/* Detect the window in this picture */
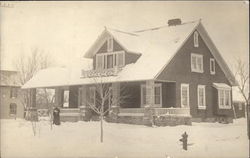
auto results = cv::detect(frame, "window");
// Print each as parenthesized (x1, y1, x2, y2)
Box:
(191, 53, 203, 73)
(210, 58, 215, 74)
(218, 89, 231, 109)
(197, 85, 206, 109)
(181, 84, 189, 108)
(9, 103, 17, 115)
(238, 103, 243, 110)
(194, 31, 199, 47)
(63, 90, 69, 108)
(107, 54, 113, 69)
(141, 84, 162, 107)
(154, 84, 162, 106)
(10, 87, 18, 98)
(95, 51, 125, 70)
(96, 55, 104, 69)
(107, 37, 113, 52)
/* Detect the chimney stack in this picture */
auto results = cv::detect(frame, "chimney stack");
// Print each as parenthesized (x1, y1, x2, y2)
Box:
(168, 18, 182, 26)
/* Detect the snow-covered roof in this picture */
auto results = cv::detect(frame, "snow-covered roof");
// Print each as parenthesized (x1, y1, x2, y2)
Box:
(213, 83, 231, 90)
(22, 20, 237, 89)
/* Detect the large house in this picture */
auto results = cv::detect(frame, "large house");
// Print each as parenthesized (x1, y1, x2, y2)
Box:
(0, 70, 24, 119)
(23, 19, 237, 125)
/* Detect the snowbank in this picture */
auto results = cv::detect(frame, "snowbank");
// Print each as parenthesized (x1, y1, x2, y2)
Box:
(1, 118, 248, 158)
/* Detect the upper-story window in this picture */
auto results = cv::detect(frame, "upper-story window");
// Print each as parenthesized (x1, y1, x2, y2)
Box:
(96, 51, 125, 70)
(10, 87, 18, 98)
(107, 37, 113, 52)
(191, 53, 203, 73)
(194, 31, 199, 47)
(210, 58, 215, 75)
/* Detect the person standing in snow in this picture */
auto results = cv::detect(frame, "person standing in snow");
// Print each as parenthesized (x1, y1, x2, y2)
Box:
(53, 107, 61, 125)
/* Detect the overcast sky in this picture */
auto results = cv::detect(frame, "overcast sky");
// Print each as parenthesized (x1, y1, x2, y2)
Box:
(0, 1, 249, 71)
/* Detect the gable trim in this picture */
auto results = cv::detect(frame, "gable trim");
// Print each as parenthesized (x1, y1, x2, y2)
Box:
(154, 21, 200, 79)
(196, 23, 237, 86)
(155, 22, 237, 86)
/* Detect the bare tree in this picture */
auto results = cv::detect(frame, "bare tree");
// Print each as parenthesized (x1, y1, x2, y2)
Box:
(234, 58, 249, 140)
(86, 78, 129, 143)
(13, 48, 54, 135)
(14, 48, 53, 113)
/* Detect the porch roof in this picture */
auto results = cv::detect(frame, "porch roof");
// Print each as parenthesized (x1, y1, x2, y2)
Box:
(213, 83, 231, 90)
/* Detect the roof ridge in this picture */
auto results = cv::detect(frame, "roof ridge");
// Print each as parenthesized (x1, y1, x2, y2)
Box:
(106, 27, 139, 36)
(133, 19, 200, 33)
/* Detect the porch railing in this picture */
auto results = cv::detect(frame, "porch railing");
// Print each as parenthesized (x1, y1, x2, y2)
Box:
(118, 107, 190, 116)
(118, 108, 144, 117)
(153, 108, 190, 116)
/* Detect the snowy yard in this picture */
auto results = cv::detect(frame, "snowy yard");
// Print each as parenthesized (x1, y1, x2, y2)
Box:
(0, 118, 248, 158)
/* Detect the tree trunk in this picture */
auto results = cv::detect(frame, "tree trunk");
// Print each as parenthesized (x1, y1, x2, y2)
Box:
(100, 114, 103, 143)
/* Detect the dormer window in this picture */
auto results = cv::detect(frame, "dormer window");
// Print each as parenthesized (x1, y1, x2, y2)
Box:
(96, 51, 125, 70)
(194, 31, 199, 47)
(107, 37, 113, 52)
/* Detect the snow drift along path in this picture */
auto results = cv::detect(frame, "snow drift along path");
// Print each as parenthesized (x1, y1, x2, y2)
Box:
(1, 118, 248, 158)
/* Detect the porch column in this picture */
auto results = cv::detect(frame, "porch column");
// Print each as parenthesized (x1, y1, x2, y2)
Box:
(146, 80, 155, 107)
(112, 82, 120, 108)
(79, 85, 91, 121)
(144, 80, 155, 126)
(110, 82, 120, 120)
(29, 88, 38, 121)
(79, 86, 87, 107)
(30, 88, 36, 108)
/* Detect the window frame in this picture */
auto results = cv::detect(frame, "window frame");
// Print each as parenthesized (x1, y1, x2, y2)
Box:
(197, 85, 206, 109)
(218, 89, 231, 109)
(210, 58, 216, 75)
(95, 51, 125, 70)
(140, 83, 162, 107)
(10, 87, 18, 98)
(181, 84, 189, 108)
(191, 53, 203, 73)
(194, 31, 199, 47)
(9, 103, 17, 115)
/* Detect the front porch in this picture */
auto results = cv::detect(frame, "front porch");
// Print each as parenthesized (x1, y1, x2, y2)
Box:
(29, 80, 191, 125)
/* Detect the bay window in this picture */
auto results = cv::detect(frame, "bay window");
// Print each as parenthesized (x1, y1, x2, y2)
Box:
(218, 89, 231, 109)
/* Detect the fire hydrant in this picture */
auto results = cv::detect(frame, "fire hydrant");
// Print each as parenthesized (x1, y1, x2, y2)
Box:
(179, 132, 188, 150)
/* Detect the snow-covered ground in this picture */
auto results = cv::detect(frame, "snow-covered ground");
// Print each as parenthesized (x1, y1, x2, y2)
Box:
(1, 118, 248, 158)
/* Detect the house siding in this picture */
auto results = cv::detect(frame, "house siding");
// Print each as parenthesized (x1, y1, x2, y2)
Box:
(157, 30, 232, 118)
(0, 86, 24, 119)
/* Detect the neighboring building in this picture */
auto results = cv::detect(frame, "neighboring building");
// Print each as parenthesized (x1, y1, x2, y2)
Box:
(232, 87, 246, 118)
(22, 19, 237, 125)
(0, 70, 24, 119)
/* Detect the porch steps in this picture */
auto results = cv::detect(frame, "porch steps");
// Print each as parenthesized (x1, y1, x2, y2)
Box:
(60, 108, 81, 122)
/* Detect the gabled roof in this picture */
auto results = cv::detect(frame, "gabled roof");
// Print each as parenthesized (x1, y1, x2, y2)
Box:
(22, 20, 237, 89)
(0, 70, 21, 87)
